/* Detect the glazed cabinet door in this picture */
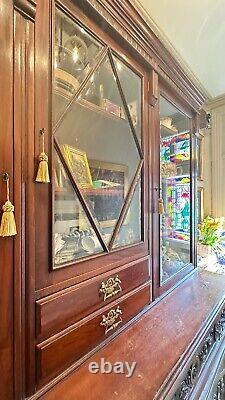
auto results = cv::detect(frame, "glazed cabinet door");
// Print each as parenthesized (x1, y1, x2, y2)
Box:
(28, 0, 150, 394)
(35, 1, 149, 290)
(53, 8, 144, 268)
(152, 83, 197, 297)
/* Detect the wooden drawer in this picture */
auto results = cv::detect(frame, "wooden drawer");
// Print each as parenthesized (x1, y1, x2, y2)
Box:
(36, 283, 150, 386)
(36, 258, 150, 338)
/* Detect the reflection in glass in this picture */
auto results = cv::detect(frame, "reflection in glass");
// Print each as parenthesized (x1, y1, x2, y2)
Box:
(54, 152, 103, 266)
(113, 55, 142, 141)
(54, 9, 103, 122)
(160, 96, 191, 282)
(55, 55, 141, 244)
(113, 181, 142, 248)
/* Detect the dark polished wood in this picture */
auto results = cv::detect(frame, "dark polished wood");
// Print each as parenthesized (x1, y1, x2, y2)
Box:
(36, 283, 150, 387)
(14, 8, 35, 398)
(1, 1, 208, 399)
(0, 2, 14, 400)
(192, 335, 225, 400)
(36, 258, 150, 339)
(14, 0, 37, 20)
(149, 69, 158, 107)
(38, 271, 225, 400)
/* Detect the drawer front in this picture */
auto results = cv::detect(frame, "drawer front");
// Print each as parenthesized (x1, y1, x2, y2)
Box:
(36, 283, 150, 386)
(36, 258, 150, 338)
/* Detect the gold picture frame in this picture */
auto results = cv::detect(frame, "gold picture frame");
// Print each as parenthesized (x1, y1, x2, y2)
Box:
(62, 145, 93, 189)
(89, 159, 128, 228)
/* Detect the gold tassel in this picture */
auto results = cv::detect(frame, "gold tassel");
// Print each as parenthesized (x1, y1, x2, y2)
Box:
(158, 198, 165, 215)
(35, 128, 50, 183)
(0, 174, 17, 237)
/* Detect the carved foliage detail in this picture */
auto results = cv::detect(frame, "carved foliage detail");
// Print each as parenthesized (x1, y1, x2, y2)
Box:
(213, 376, 225, 400)
(173, 309, 225, 400)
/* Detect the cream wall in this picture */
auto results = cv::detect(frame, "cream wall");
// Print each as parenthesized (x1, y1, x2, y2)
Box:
(202, 129, 212, 217)
(204, 99, 225, 218)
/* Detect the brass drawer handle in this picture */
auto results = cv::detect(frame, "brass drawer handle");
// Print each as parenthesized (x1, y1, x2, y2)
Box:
(100, 306, 123, 335)
(99, 275, 122, 301)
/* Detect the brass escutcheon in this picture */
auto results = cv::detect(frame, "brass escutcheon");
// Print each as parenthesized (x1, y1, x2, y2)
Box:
(100, 306, 123, 334)
(99, 275, 122, 301)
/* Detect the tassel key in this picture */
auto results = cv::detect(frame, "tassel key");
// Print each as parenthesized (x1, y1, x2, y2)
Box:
(0, 173, 17, 237)
(35, 128, 50, 183)
(36, 152, 50, 183)
(158, 198, 165, 215)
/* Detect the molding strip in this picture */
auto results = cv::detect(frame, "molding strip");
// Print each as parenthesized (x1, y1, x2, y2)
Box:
(205, 94, 225, 111)
(14, 0, 37, 21)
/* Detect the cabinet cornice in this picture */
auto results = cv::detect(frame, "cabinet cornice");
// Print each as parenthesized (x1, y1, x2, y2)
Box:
(75, 0, 206, 111)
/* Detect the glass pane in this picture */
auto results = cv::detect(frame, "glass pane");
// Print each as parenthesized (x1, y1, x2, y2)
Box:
(55, 55, 141, 246)
(113, 55, 142, 141)
(54, 152, 104, 267)
(160, 96, 191, 282)
(113, 180, 142, 248)
(53, 8, 103, 123)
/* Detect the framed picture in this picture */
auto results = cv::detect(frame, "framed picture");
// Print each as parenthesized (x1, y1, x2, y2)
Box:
(63, 145, 93, 189)
(89, 159, 128, 228)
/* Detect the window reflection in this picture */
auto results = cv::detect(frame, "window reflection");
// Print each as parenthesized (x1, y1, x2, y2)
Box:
(54, 9, 103, 123)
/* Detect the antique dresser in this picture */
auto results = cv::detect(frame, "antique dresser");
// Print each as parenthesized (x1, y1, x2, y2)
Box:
(0, 1, 225, 399)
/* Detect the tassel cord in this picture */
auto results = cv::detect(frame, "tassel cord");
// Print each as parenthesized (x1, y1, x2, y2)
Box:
(6, 177, 10, 202)
(35, 128, 50, 183)
(0, 174, 17, 237)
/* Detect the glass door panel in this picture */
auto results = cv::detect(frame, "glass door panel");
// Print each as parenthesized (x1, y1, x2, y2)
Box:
(54, 152, 104, 267)
(112, 55, 142, 142)
(54, 8, 103, 123)
(54, 55, 142, 245)
(53, 7, 143, 268)
(112, 181, 142, 248)
(160, 96, 191, 282)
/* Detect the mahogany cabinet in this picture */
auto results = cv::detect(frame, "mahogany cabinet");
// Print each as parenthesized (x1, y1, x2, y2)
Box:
(0, 1, 211, 400)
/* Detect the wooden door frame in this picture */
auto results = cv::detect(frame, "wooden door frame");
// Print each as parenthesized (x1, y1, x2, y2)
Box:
(0, 2, 14, 399)
(0, 1, 36, 399)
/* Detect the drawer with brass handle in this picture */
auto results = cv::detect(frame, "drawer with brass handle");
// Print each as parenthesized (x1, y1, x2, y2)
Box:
(36, 283, 150, 386)
(36, 258, 150, 339)
(100, 306, 123, 334)
(99, 275, 122, 301)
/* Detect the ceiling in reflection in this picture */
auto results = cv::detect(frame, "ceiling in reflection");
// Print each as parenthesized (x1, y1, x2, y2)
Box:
(136, 0, 225, 99)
